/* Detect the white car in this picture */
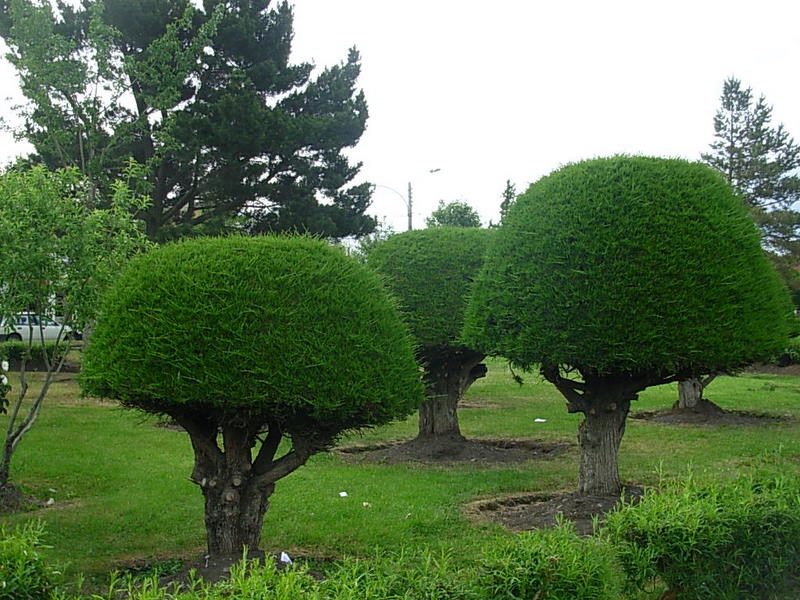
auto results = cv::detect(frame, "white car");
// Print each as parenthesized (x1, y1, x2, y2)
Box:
(0, 314, 78, 343)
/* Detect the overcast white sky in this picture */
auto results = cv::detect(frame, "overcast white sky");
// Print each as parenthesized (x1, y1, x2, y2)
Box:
(2, 0, 799, 231)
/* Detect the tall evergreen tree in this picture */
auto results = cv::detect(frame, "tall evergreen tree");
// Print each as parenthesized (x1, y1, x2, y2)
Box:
(0, 0, 376, 241)
(702, 77, 800, 256)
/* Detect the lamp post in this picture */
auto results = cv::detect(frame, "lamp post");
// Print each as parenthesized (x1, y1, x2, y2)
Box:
(375, 169, 441, 231)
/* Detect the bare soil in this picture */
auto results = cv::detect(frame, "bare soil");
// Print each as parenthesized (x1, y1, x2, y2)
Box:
(630, 398, 793, 426)
(467, 486, 644, 535)
(336, 437, 570, 464)
(0, 482, 47, 514)
(746, 363, 800, 376)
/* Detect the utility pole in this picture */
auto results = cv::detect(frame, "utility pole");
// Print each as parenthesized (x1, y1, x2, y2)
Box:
(407, 182, 413, 231)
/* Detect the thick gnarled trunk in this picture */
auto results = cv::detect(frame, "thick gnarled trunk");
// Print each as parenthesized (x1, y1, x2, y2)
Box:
(173, 411, 320, 558)
(416, 349, 486, 441)
(202, 478, 274, 557)
(542, 366, 647, 497)
(576, 399, 630, 495)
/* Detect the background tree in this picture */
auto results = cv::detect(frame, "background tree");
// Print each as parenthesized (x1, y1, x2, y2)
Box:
(463, 156, 791, 496)
(426, 200, 482, 228)
(367, 228, 491, 450)
(682, 77, 800, 409)
(0, 0, 376, 241)
(702, 78, 800, 223)
(498, 179, 516, 225)
(80, 236, 422, 557)
(0, 164, 149, 491)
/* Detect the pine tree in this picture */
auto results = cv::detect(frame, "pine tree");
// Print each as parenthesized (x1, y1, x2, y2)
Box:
(702, 77, 800, 255)
(0, 0, 376, 241)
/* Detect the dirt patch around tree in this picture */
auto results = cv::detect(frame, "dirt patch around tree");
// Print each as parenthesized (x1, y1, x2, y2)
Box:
(630, 398, 793, 426)
(467, 486, 644, 536)
(336, 437, 570, 465)
(745, 363, 800, 376)
(0, 482, 48, 514)
(111, 550, 328, 594)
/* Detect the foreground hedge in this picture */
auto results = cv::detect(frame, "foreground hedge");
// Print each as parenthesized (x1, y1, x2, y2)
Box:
(606, 469, 800, 599)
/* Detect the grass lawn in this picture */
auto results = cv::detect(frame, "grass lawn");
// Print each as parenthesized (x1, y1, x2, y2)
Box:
(1, 359, 800, 586)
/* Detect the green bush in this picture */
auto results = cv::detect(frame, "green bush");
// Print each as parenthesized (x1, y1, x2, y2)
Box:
(82, 235, 422, 423)
(775, 335, 800, 366)
(477, 520, 623, 600)
(464, 155, 791, 375)
(0, 342, 68, 366)
(605, 471, 800, 599)
(0, 522, 62, 600)
(463, 155, 793, 495)
(367, 227, 492, 349)
(322, 550, 477, 600)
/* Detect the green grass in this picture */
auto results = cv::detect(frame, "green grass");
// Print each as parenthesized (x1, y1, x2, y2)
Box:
(1, 360, 800, 586)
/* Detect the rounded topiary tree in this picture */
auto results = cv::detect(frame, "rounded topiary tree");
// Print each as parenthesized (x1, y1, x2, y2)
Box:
(367, 227, 492, 445)
(80, 236, 423, 557)
(463, 156, 792, 496)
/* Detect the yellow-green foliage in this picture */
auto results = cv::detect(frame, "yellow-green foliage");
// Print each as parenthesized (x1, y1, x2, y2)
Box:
(606, 468, 800, 599)
(81, 235, 423, 433)
(367, 227, 492, 350)
(464, 156, 792, 377)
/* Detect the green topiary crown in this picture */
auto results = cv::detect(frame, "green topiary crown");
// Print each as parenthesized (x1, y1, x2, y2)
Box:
(463, 155, 792, 377)
(81, 235, 423, 433)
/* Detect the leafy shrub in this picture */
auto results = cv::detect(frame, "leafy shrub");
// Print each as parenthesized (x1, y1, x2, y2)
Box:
(322, 550, 478, 600)
(477, 520, 623, 600)
(775, 335, 800, 366)
(367, 227, 492, 349)
(0, 342, 68, 366)
(605, 471, 800, 599)
(0, 522, 62, 600)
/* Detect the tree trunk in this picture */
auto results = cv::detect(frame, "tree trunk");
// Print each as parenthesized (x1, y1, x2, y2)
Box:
(202, 477, 274, 557)
(417, 375, 464, 440)
(676, 378, 703, 409)
(576, 398, 630, 496)
(174, 412, 317, 558)
(674, 375, 719, 412)
(416, 350, 486, 442)
(541, 366, 653, 498)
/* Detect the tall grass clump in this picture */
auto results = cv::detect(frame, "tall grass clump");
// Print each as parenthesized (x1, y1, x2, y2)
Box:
(477, 519, 623, 600)
(605, 468, 800, 599)
(321, 549, 478, 600)
(0, 521, 63, 600)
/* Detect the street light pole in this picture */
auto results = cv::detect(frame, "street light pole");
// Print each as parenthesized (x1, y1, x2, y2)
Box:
(406, 169, 439, 231)
(407, 182, 413, 231)
(375, 169, 440, 232)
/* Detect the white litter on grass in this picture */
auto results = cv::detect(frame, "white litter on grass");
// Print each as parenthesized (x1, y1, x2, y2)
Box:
(362, 502, 371, 508)
(46, 498, 55, 506)
(279, 552, 293, 565)
(534, 418, 547, 423)
(1, 360, 8, 371)
(339, 491, 348, 497)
